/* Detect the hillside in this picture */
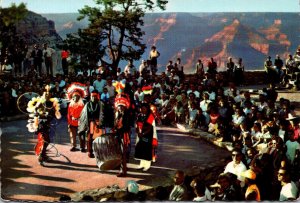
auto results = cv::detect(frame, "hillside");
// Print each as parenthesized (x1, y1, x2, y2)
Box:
(16, 11, 62, 47)
(42, 12, 300, 72)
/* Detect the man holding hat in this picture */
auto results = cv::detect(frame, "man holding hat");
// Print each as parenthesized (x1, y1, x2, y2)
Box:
(241, 169, 261, 201)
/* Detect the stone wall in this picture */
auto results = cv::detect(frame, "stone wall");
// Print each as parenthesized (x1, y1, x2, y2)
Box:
(68, 165, 227, 201)
(185, 70, 267, 85)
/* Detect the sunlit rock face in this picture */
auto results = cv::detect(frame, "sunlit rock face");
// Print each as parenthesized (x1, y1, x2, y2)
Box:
(16, 11, 62, 46)
(41, 12, 299, 71)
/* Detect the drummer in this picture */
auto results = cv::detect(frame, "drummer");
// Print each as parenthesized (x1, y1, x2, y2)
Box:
(114, 95, 131, 177)
(78, 90, 105, 158)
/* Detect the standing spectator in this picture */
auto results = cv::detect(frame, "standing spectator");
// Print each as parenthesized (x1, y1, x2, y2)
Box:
(207, 57, 217, 76)
(149, 46, 160, 75)
(139, 59, 148, 77)
(274, 54, 284, 83)
(31, 44, 43, 76)
(285, 126, 300, 166)
(23, 45, 33, 76)
(293, 48, 300, 69)
(234, 58, 245, 86)
(285, 54, 296, 74)
(264, 56, 275, 85)
(61, 48, 70, 76)
(13, 47, 24, 77)
(124, 60, 136, 76)
(43, 43, 55, 76)
(195, 59, 204, 79)
(169, 170, 188, 201)
(226, 57, 235, 83)
(165, 60, 174, 76)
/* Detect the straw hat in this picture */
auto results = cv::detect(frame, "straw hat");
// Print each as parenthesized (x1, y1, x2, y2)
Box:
(241, 169, 256, 180)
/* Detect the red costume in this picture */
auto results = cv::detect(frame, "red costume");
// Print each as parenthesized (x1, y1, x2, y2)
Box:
(66, 83, 87, 152)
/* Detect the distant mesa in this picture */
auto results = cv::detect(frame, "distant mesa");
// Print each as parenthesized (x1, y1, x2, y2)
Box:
(62, 21, 75, 29)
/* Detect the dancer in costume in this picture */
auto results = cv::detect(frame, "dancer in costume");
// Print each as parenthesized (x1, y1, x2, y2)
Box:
(26, 85, 61, 165)
(142, 85, 159, 162)
(114, 94, 131, 177)
(78, 90, 105, 158)
(66, 82, 87, 152)
(113, 80, 131, 177)
(135, 102, 157, 171)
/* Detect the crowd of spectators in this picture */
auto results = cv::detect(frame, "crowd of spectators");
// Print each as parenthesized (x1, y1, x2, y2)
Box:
(1, 43, 300, 201)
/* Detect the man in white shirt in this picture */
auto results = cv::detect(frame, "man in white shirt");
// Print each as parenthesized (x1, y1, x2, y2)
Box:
(124, 60, 136, 76)
(139, 60, 148, 76)
(199, 92, 211, 124)
(134, 87, 144, 106)
(43, 43, 55, 76)
(224, 148, 247, 187)
(277, 167, 298, 201)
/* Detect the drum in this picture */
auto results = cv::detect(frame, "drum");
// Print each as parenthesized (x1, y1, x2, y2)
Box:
(93, 133, 122, 171)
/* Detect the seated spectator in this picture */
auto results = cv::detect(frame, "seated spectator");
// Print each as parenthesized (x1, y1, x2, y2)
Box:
(208, 106, 220, 134)
(188, 102, 199, 129)
(210, 172, 241, 201)
(190, 178, 211, 201)
(100, 87, 110, 103)
(277, 167, 299, 201)
(224, 148, 247, 187)
(251, 122, 263, 148)
(174, 101, 184, 124)
(169, 170, 188, 201)
(199, 92, 212, 124)
(231, 107, 245, 132)
(245, 147, 257, 167)
(241, 169, 261, 201)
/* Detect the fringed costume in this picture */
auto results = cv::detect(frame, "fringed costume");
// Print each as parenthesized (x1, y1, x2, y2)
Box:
(26, 85, 61, 165)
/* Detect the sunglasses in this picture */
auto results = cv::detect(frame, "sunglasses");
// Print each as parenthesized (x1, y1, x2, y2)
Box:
(232, 153, 240, 157)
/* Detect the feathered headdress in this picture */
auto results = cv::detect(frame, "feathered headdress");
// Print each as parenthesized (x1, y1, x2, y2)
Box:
(66, 82, 88, 100)
(113, 79, 126, 94)
(114, 93, 130, 109)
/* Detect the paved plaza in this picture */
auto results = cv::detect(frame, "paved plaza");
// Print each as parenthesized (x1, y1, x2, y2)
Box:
(1, 118, 230, 201)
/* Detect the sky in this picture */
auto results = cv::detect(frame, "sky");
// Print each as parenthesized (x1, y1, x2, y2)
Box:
(1, 0, 299, 13)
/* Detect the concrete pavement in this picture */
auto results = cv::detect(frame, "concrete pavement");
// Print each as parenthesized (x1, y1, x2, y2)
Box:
(1, 118, 230, 201)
